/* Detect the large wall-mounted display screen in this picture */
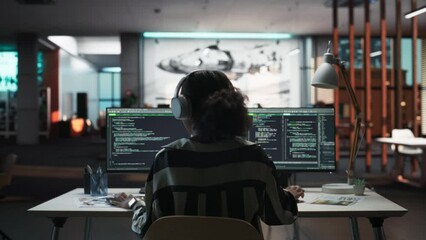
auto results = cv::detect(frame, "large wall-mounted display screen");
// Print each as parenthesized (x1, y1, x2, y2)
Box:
(143, 38, 301, 108)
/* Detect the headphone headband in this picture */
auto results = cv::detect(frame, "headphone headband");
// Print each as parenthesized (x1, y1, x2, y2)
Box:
(173, 76, 187, 98)
(171, 72, 196, 120)
(171, 70, 233, 120)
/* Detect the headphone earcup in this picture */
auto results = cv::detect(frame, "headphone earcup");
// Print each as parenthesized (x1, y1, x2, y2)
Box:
(171, 95, 192, 120)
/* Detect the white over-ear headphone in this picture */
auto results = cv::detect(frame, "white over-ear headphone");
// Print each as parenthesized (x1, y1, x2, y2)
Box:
(171, 75, 191, 120)
(171, 70, 234, 120)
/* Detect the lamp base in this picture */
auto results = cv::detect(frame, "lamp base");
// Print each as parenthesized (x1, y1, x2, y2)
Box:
(321, 183, 354, 194)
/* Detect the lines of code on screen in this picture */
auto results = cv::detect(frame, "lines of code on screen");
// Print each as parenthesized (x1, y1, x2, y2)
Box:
(248, 108, 335, 171)
(106, 108, 187, 172)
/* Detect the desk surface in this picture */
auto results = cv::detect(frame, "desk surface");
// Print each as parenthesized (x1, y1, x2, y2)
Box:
(298, 188, 407, 218)
(28, 188, 138, 218)
(376, 137, 426, 147)
(28, 188, 407, 219)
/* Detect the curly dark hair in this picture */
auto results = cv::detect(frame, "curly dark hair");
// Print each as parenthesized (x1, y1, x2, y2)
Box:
(181, 70, 250, 142)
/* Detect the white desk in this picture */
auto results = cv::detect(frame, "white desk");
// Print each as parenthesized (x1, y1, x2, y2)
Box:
(28, 188, 407, 240)
(298, 188, 407, 240)
(28, 188, 138, 240)
(376, 137, 426, 187)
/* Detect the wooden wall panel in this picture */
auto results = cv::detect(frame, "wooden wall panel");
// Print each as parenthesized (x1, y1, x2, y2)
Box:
(364, 0, 372, 172)
(395, 0, 403, 129)
(333, 0, 340, 162)
(412, 0, 419, 136)
(380, 0, 388, 172)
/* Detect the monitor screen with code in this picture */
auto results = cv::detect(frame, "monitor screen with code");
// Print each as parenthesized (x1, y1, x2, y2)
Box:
(247, 108, 335, 171)
(106, 108, 335, 172)
(106, 108, 188, 172)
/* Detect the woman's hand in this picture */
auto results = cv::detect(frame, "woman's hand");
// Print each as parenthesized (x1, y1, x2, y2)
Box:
(285, 185, 305, 200)
(108, 192, 135, 209)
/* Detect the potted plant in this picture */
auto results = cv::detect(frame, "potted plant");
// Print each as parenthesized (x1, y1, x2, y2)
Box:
(353, 178, 366, 195)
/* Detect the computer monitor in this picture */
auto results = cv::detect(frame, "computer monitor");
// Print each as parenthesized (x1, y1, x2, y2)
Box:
(247, 108, 335, 172)
(106, 107, 335, 173)
(106, 108, 188, 172)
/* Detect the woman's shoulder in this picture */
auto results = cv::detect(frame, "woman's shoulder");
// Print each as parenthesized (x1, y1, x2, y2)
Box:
(162, 137, 259, 152)
(162, 138, 192, 149)
(154, 138, 189, 158)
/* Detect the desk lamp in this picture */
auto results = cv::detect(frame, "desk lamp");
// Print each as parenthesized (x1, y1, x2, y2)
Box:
(312, 41, 363, 194)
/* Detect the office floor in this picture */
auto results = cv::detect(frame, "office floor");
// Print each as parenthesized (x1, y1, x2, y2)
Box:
(0, 136, 425, 240)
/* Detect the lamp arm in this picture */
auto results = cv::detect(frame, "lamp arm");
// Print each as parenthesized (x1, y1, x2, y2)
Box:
(349, 113, 362, 183)
(337, 62, 361, 114)
(337, 61, 362, 184)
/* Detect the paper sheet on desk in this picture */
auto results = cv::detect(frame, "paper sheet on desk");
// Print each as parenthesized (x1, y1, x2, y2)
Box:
(74, 196, 111, 208)
(74, 194, 145, 208)
(308, 195, 365, 206)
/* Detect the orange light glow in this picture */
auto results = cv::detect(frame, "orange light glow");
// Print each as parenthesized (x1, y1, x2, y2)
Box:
(51, 111, 60, 123)
(397, 175, 409, 184)
(71, 118, 85, 136)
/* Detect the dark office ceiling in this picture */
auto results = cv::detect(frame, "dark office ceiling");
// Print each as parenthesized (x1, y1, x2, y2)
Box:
(1, 0, 425, 69)
(1, 0, 425, 37)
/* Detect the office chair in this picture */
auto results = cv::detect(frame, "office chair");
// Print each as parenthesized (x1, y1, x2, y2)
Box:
(0, 153, 17, 240)
(391, 129, 422, 177)
(143, 215, 264, 240)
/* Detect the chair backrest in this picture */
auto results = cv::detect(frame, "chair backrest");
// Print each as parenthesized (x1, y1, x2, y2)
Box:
(0, 154, 17, 188)
(392, 129, 415, 139)
(143, 215, 264, 240)
(391, 129, 422, 155)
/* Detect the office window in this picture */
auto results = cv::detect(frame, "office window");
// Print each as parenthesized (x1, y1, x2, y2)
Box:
(98, 72, 121, 114)
(401, 39, 423, 86)
(338, 38, 392, 71)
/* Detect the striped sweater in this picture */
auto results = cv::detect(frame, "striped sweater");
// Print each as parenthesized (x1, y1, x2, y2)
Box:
(131, 137, 298, 237)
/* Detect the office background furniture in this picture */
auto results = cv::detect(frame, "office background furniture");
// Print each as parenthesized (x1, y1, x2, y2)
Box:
(143, 215, 263, 240)
(28, 187, 407, 240)
(390, 129, 423, 176)
(376, 137, 426, 187)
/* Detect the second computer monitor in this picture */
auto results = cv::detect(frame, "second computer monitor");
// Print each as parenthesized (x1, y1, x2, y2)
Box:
(247, 108, 335, 171)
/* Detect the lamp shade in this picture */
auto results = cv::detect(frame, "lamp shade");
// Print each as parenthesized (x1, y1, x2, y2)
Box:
(312, 62, 339, 89)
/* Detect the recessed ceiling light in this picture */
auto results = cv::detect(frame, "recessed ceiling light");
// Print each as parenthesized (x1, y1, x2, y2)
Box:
(405, 6, 426, 19)
(142, 32, 292, 40)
